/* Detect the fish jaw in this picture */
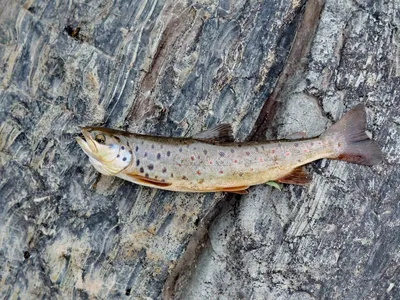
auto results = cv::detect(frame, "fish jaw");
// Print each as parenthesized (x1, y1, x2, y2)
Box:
(76, 128, 98, 157)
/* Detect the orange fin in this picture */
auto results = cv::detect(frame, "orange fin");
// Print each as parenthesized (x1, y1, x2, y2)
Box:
(276, 166, 312, 185)
(193, 124, 234, 143)
(126, 173, 172, 187)
(214, 186, 249, 194)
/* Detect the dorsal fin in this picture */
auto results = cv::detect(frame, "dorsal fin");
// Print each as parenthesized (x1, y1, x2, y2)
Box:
(193, 124, 234, 143)
(276, 166, 312, 185)
(125, 173, 172, 187)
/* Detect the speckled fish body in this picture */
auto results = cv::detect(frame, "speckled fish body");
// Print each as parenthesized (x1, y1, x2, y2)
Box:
(76, 104, 382, 193)
(113, 135, 329, 192)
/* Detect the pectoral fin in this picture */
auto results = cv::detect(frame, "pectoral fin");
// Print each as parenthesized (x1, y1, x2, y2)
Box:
(125, 173, 172, 187)
(276, 166, 312, 185)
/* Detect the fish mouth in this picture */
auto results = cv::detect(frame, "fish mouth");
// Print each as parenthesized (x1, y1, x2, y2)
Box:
(76, 128, 98, 156)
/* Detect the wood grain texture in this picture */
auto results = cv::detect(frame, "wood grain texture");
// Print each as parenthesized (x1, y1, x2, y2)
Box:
(0, 0, 303, 298)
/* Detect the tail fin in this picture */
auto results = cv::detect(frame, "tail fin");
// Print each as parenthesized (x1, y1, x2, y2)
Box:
(322, 104, 382, 165)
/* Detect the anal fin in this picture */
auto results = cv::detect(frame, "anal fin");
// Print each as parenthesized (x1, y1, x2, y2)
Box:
(276, 166, 312, 185)
(125, 173, 172, 187)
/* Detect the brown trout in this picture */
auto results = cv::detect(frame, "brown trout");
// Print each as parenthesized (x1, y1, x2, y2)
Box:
(76, 104, 382, 194)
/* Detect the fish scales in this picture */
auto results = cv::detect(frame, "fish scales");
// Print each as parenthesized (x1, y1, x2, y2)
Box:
(76, 104, 382, 193)
(121, 137, 331, 191)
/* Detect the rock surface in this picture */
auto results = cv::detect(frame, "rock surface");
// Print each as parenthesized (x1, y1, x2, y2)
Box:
(0, 0, 398, 299)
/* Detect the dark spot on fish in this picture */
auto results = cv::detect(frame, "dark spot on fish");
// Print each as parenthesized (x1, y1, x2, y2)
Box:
(246, 151, 250, 156)
(203, 149, 208, 155)
(140, 167, 144, 173)
(191, 156, 195, 161)
(135, 146, 139, 152)
(123, 157, 127, 161)
(230, 149, 235, 153)
(261, 145, 265, 150)
(155, 175, 158, 179)
(239, 173, 243, 177)
(238, 144, 242, 147)
(115, 136, 121, 142)
(157, 153, 161, 159)
(117, 154, 120, 158)
(182, 176, 187, 180)
(145, 173, 149, 178)
(144, 152, 148, 157)
(141, 141, 144, 145)
(219, 170, 224, 174)
(171, 173, 174, 177)
(136, 159, 140, 166)
(219, 151, 225, 157)
(196, 170, 201, 175)
(151, 144, 154, 149)
(121, 146, 125, 150)
(186, 145, 190, 148)
(234, 160, 238, 163)
(162, 167, 167, 173)
(198, 155, 201, 159)
(129, 150, 132, 154)
(179, 148, 182, 152)
(148, 164, 154, 170)
(167, 151, 171, 157)
(161, 179, 165, 183)
(294, 143, 299, 147)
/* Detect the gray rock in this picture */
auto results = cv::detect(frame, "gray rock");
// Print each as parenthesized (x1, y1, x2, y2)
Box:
(0, 0, 398, 299)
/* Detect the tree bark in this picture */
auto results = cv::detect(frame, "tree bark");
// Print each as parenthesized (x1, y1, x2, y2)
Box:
(0, 0, 398, 299)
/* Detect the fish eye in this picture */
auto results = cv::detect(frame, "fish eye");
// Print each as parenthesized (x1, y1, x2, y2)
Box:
(95, 134, 106, 144)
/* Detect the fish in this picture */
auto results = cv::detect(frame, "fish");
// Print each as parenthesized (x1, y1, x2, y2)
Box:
(76, 104, 382, 194)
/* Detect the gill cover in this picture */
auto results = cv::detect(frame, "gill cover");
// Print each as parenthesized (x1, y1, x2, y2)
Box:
(76, 127, 133, 175)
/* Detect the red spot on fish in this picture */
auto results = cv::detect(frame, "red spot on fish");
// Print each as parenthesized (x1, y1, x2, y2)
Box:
(234, 160, 238, 163)
(177, 163, 182, 167)
(191, 156, 194, 161)
(246, 151, 250, 156)
(259, 158, 263, 162)
(219, 170, 223, 174)
(285, 152, 290, 156)
(250, 168, 254, 171)
(271, 149, 275, 154)
(209, 161, 213, 165)
(196, 170, 201, 175)
(304, 149, 309, 153)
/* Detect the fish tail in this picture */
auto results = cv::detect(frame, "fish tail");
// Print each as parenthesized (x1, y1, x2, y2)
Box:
(322, 104, 382, 165)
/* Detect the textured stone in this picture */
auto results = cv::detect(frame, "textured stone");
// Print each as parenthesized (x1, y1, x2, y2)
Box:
(1, 0, 399, 299)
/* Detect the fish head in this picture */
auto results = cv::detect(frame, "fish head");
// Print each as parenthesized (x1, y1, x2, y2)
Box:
(76, 127, 133, 175)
